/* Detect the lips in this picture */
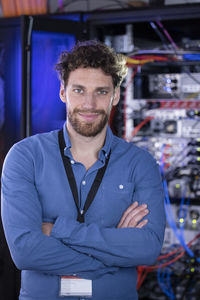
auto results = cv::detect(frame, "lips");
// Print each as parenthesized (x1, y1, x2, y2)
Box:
(78, 112, 99, 121)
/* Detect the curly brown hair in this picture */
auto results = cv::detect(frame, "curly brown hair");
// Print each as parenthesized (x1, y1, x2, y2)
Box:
(55, 40, 128, 89)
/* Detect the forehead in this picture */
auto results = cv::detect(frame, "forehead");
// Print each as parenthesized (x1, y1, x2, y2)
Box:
(67, 67, 113, 88)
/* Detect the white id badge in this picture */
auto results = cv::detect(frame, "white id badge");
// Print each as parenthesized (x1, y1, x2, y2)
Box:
(60, 276, 92, 297)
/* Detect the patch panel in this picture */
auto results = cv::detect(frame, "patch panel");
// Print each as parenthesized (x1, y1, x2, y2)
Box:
(148, 73, 200, 99)
(163, 204, 200, 247)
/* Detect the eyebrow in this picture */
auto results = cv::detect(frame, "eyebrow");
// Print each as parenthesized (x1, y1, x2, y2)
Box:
(96, 86, 111, 90)
(71, 84, 85, 89)
(71, 84, 111, 90)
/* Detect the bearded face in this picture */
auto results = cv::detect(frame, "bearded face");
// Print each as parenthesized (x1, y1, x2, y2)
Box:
(67, 107, 110, 137)
(60, 68, 120, 138)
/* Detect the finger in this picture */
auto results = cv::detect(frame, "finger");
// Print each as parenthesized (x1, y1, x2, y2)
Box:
(42, 223, 53, 236)
(136, 219, 148, 228)
(118, 203, 139, 228)
(117, 202, 138, 228)
(42, 224, 49, 234)
(120, 206, 145, 227)
(121, 206, 148, 228)
(128, 209, 149, 227)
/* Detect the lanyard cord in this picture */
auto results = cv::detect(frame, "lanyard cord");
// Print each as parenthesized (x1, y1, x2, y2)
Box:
(58, 129, 111, 223)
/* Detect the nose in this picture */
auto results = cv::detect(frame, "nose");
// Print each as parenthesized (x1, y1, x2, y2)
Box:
(82, 92, 96, 109)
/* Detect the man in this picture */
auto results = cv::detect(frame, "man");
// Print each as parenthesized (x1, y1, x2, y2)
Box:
(1, 40, 165, 300)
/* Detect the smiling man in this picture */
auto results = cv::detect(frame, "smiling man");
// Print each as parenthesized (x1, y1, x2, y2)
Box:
(1, 40, 166, 300)
(59, 66, 120, 170)
(63, 68, 116, 137)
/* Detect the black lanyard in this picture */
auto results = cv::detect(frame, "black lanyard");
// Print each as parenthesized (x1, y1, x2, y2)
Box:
(58, 129, 111, 223)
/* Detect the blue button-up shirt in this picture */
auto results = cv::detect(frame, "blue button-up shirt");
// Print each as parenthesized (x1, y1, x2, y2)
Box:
(1, 124, 166, 300)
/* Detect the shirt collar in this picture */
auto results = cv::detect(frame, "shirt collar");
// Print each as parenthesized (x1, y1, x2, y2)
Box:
(62, 122, 113, 161)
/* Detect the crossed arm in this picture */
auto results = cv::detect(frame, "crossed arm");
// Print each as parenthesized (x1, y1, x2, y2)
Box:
(41, 154, 165, 268)
(42, 196, 164, 268)
(42, 201, 149, 235)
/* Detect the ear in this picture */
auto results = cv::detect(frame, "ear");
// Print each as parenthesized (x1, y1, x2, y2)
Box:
(112, 87, 120, 106)
(59, 83, 66, 103)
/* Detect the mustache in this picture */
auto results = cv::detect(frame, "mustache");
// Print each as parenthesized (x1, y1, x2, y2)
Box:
(73, 108, 106, 115)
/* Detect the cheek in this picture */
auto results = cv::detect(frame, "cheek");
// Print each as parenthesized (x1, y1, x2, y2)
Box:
(66, 92, 84, 106)
(65, 96, 77, 111)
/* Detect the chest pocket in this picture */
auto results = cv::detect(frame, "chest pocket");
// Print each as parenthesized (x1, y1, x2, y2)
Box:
(101, 182, 134, 227)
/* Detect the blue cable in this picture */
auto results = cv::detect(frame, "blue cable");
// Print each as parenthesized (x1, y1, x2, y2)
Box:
(157, 266, 175, 300)
(166, 268, 175, 299)
(160, 144, 194, 257)
(178, 194, 194, 256)
(163, 179, 194, 258)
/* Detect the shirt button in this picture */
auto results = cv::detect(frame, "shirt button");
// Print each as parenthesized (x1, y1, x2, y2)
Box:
(82, 180, 86, 185)
(119, 184, 124, 190)
(70, 160, 75, 164)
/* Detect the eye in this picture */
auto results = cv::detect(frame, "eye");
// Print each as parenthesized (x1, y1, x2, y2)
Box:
(97, 90, 108, 95)
(73, 88, 83, 94)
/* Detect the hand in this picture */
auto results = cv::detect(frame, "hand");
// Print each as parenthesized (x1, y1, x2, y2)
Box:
(117, 202, 149, 228)
(42, 222, 54, 236)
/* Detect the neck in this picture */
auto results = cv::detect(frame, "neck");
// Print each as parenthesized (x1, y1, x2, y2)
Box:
(66, 122, 107, 168)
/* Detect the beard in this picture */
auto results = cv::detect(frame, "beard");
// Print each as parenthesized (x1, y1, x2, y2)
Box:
(67, 108, 109, 137)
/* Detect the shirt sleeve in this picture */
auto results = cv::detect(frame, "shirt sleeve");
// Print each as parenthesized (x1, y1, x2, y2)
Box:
(1, 142, 117, 278)
(51, 153, 166, 268)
